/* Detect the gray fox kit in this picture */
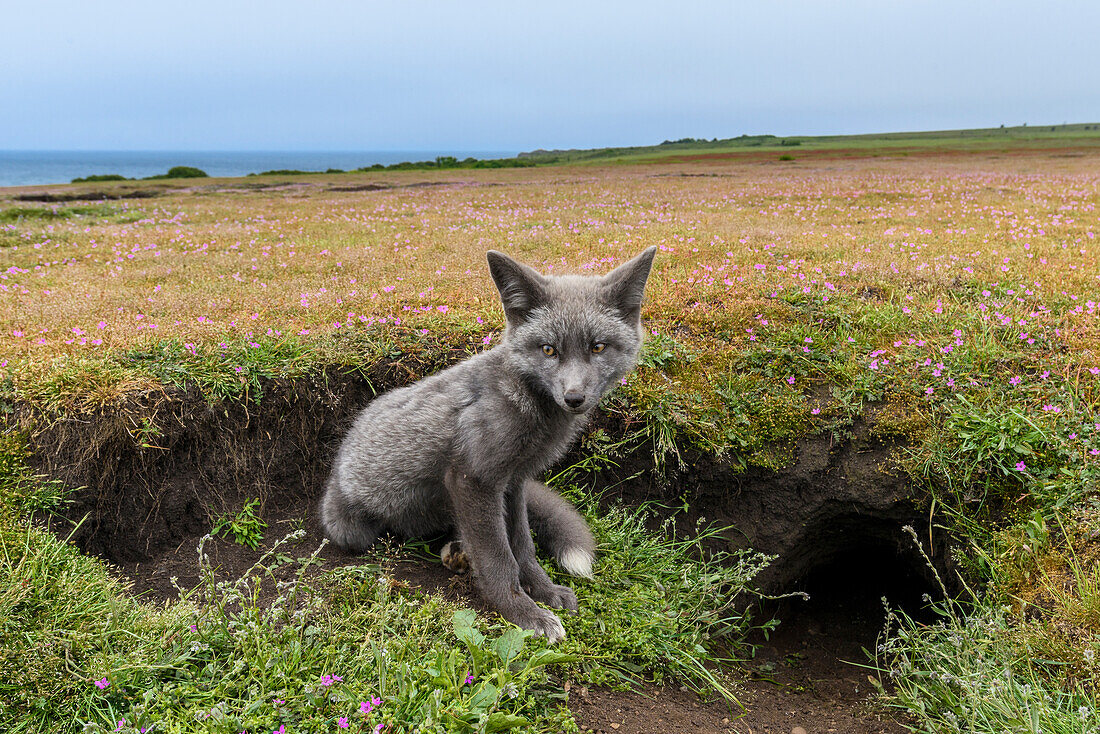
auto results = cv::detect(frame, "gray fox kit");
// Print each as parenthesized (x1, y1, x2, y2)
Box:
(321, 247, 657, 642)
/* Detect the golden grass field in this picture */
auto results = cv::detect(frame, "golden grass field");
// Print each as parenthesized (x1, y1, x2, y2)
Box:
(4, 150, 1097, 368)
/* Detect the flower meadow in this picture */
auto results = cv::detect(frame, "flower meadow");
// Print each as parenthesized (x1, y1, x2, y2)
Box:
(2, 148, 1100, 731)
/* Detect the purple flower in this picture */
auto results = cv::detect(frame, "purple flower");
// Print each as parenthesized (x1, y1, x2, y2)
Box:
(465, 672, 475, 685)
(338, 717, 349, 728)
(94, 678, 109, 690)
(1016, 461, 1027, 471)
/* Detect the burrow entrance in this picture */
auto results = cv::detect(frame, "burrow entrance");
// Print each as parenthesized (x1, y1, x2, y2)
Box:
(26, 367, 955, 693)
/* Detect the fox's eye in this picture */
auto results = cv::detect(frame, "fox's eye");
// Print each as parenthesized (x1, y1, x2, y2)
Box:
(591, 343, 606, 354)
(541, 344, 557, 357)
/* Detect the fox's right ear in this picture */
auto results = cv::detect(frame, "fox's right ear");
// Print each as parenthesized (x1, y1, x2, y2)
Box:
(602, 246, 657, 322)
(487, 250, 548, 325)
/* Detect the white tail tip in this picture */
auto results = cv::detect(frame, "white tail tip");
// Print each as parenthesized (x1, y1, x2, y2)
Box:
(559, 548, 594, 578)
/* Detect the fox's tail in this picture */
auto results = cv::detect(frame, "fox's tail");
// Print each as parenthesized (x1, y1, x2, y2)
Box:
(525, 479, 596, 578)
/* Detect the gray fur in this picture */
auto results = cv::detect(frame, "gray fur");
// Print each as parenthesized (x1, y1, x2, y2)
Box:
(320, 247, 657, 642)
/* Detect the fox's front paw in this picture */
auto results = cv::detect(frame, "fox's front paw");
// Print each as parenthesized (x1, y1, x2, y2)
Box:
(527, 582, 578, 613)
(517, 606, 566, 644)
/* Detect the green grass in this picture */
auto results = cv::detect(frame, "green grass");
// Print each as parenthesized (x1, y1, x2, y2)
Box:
(872, 526, 1100, 734)
(555, 501, 771, 696)
(880, 599, 1098, 733)
(0, 432, 769, 732)
(0, 204, 130, 224)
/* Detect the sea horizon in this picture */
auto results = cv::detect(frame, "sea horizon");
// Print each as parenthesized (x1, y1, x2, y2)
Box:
(0, 149, 518, 188)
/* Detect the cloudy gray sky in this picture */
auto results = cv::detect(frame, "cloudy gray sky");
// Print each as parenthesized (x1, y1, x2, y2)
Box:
(2, 0, 1097, 151)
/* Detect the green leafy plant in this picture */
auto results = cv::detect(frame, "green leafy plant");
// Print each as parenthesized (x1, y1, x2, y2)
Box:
(211, 498, 267, 549)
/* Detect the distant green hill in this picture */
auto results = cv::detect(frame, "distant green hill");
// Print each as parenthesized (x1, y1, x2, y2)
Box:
(517, 122, 1100, 164)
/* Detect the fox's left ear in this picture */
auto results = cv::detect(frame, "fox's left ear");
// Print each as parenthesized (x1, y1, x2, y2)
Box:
(602, 247, 657, 321)
(487, 250, 548, 325)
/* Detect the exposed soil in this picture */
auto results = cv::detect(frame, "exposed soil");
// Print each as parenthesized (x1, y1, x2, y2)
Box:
(25, 366, 948, 733)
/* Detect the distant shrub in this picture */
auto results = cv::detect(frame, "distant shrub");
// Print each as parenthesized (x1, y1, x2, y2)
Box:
(165, 166, 208, 178)
(778, 154, 795, 161)
(324, 168, 345, 174)
(71, 174, 128, 183)
(350, 156, 535, 173)
(251, 169, 309, 176)
(147, 166, 209, 180)
(780, 139, 802, 146)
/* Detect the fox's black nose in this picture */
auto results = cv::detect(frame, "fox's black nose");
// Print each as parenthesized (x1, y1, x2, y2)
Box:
(564, 392, 585, 408)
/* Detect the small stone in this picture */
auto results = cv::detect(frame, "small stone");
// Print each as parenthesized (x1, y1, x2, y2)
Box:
(792, 727, 808, 734)
(610, 724, 620, 730)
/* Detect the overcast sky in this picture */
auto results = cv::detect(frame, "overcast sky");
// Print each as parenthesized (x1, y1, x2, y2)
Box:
(2, 0, 1098, 151)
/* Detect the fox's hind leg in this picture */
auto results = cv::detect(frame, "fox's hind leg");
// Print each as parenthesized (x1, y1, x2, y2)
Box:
(440, 539, 471, 573)
(320, 481, 381, 553)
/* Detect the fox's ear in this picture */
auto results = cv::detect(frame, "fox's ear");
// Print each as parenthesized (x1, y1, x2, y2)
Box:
(602, 247, 657, 321)
(487, 250, 548, 325)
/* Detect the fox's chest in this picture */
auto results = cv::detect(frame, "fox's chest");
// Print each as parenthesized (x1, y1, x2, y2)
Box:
(507, 412, 588, 476)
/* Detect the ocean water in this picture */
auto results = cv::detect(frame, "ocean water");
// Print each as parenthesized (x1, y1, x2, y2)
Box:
(0, 150, 516, 188)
